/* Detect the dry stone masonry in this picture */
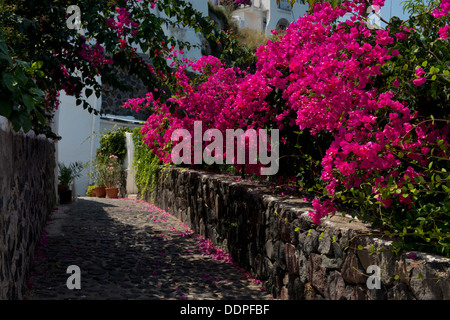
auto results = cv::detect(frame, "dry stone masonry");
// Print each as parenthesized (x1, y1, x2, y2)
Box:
(147, 166, 450, 300)
(0, 117, 55, 299)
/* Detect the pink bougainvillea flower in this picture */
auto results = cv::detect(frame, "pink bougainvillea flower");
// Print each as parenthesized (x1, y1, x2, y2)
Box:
(395, 32, 407, 40)
(392, 78, 400, 87)
(413, 76, 426, 86)
(437, 25, 450, 39)
(432, 0, 450, 18)
(415, 67, 425, 77)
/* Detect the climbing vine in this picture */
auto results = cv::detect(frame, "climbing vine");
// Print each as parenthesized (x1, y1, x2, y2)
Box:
(132, 126, 163, 201)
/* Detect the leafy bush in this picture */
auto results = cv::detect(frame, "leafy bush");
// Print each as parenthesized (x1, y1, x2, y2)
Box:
(125, 0, 450, 257)
(96, 126, 131, 164)
(0, 0, 225, 136)
(102, 155, 123, 188)
(132, 127, 162, 201)
(58, 162, 84, 189)
(86, 185, 98, 196)
(0, 31, 50, 135)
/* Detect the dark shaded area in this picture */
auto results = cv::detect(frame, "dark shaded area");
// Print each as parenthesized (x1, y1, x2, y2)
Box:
(25, 198, 269, 300)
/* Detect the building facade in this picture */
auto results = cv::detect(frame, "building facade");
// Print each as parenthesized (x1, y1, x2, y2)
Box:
(230, 0, 308, 36)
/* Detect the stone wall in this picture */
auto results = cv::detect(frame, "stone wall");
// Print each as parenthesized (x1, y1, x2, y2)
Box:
(146, 166, 450, 300)
(101, 56, 152, 121)
(0, 118, 56, 299)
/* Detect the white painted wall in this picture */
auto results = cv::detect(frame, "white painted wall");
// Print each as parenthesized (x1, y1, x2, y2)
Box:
(156, 0, 209, 64)
(56, 1, 209, 198)
(56, 86, 101, 198)
(124, 132, 138, 195)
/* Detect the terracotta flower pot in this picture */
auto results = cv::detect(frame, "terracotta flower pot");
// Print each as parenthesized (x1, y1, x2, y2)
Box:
(105, 187, 119, 199)
(59, 189, 72, 204)
(95, 186, 106, 198)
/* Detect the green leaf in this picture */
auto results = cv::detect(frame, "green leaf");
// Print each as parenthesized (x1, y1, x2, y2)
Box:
(85, 88, 93, 98)
(34, 110, 47, 125)
(29, 87, 45, 98)
(415, 175, 426, 184)
(2, 73, 17, 92)
(31, 61, 43, 70)
(0, 99, 13, 118)
(22, 94, 35, 112)
(422, 61, 428, 67)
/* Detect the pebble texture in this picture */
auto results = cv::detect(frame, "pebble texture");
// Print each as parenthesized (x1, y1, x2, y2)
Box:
(0, 123, 55, 300)
(25, 197, 270, 300)
(147, 167, 450, 300)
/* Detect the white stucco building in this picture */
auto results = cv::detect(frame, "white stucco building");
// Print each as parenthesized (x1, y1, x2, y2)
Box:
(230, 0, 308, 36)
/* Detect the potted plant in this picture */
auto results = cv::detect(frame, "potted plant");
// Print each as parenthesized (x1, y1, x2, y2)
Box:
(86, 156, 107, 198)
(86, 185, 97, 197)
(58, 161, 84, 204)
(103, 154, 122, 198)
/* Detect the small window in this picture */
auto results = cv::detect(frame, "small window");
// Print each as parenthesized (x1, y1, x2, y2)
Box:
(276, 18, 289, 31)
(278, 0, 292, 11)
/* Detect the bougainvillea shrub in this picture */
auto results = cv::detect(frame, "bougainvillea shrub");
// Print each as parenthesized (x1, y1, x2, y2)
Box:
(126, 0, 449, 256)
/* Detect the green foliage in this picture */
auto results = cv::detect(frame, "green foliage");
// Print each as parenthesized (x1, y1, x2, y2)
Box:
(58, 161, 84, 188)
(96, 126, 131, 164)
(86, 157, 107, 187)
(86, 126, 130, 187)
(206, 1, 257, 70)
(364, 119, 450, 257)
(0, 31, 51, 135)
(272, 0, 450, 257)
(132, 127, 162, 201)
(86, 185, 97, 196)
(0, 0, 224, 136)
(102, 155, 123, 188)
(352, 3, 449, 257)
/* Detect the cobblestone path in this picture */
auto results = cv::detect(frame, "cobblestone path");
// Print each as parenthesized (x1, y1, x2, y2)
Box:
(24, 197, 271, 300)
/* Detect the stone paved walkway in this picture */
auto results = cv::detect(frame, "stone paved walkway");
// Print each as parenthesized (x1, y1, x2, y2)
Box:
(25, 197, 271, 300)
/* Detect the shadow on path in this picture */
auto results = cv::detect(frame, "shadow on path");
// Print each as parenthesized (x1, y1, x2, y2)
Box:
(26, 197, 270, 300)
